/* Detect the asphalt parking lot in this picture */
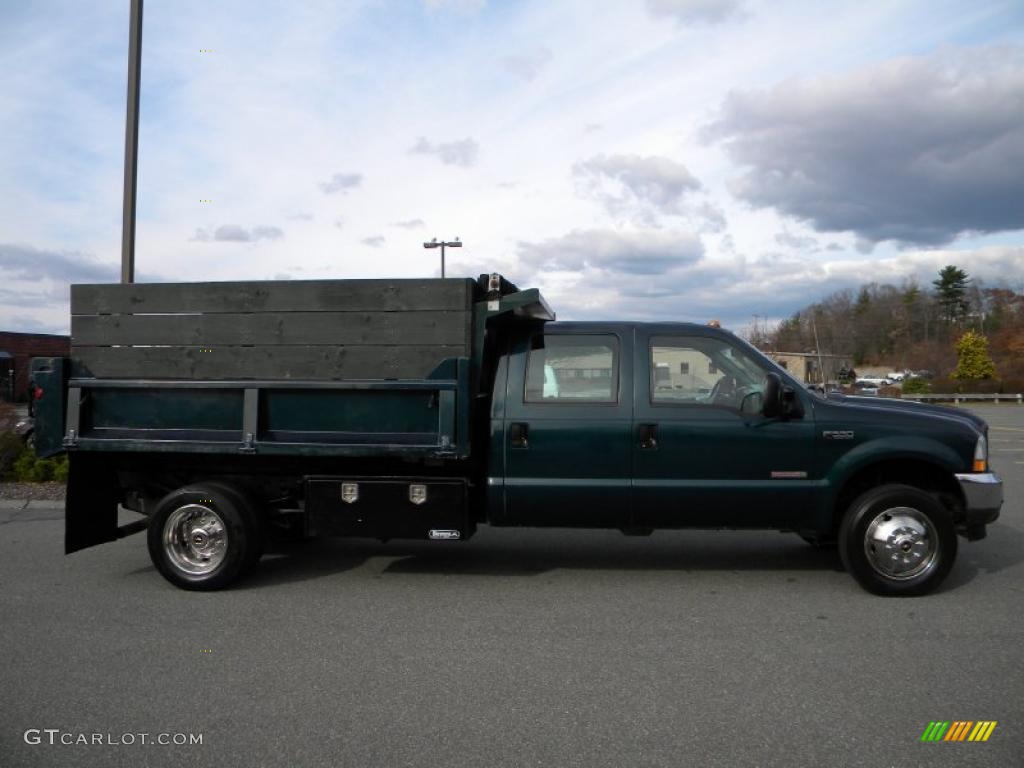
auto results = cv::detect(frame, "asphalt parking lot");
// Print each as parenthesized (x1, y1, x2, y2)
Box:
(1, 406, 1021, 768)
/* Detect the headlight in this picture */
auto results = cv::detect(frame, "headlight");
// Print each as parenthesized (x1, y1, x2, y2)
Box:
(973, 434, 988, 473)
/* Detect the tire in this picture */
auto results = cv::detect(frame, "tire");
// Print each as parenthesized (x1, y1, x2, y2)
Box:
(147, 481, 263, 590)
(838, 483, 957, 596)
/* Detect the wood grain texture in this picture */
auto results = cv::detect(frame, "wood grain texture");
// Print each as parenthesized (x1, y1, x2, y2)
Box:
(71, 344, 466, 380)
(70, 279, 476, 380)
(71, 279, 474, 315)
(72, 311, 470, 347)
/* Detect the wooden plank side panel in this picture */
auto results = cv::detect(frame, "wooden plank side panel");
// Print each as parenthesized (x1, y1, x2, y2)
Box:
(71, 278, 474, 315)
(71, 345, 466, 380)
(72, 311, 470, 347)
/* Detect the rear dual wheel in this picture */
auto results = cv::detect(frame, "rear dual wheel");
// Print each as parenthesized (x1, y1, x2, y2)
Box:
(839, 484, 957, 596)
(147, 482, 263, 590)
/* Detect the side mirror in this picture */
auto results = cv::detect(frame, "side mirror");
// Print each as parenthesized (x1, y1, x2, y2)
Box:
(763, 372, 782, 418)
(781, 383, 803, 418)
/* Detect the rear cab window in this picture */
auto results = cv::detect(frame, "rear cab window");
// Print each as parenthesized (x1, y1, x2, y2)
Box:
(524, 334, 619, 404)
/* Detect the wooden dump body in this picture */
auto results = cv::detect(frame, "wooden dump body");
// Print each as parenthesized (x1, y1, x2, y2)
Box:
(51, 278, 486, 459)
(29, 276, 552, 460)
(70, 279, 475, 381)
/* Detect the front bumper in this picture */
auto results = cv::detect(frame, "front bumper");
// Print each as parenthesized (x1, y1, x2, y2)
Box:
(954, 472, 1003, 538)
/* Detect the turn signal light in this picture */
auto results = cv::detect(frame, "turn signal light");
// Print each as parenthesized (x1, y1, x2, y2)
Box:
(973, 435, 988, 473)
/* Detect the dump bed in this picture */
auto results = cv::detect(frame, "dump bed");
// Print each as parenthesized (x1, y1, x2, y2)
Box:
(69, 279, 474, 380)
(33, 275, 554, 460)
(35, 278, 483, 459)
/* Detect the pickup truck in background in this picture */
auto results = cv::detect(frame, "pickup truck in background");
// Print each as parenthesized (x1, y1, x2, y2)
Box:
(31, 274, 1003, 595)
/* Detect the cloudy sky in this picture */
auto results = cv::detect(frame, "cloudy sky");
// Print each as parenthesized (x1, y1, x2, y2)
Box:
(1, 0, 1023, 334)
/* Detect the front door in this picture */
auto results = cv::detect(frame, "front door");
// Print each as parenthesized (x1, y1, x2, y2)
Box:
(502, 328, 632, 528)
(632, 330, 816, 529)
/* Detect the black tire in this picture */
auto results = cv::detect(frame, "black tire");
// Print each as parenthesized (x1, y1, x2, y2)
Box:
(838, 483, 957, 596)
(147, 481, 262, 590)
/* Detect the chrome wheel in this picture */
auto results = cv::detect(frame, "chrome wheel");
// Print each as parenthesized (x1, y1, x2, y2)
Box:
(863, 506, 938, 580)
(162, 504, 228, 576)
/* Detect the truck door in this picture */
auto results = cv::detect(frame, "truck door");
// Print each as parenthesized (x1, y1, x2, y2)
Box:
(501, 327, 632, 527)
(631, 329, 816, 528)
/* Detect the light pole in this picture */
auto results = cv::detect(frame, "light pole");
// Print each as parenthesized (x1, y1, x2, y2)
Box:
(422, 237, 461, 278)
(121, 0, 143, 284)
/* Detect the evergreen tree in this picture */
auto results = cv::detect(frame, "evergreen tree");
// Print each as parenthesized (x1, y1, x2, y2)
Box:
(933, 265, 970, 326)
(951, 331, 996, 380)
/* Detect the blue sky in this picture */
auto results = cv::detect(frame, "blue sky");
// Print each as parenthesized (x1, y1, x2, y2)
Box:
(1, 0, 1023, 334)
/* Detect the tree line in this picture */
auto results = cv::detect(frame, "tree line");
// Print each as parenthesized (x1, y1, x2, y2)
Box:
(754, 266, 1024, 390)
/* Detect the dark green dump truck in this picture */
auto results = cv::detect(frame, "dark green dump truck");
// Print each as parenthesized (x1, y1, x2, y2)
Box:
(32, 274, 1002, 594)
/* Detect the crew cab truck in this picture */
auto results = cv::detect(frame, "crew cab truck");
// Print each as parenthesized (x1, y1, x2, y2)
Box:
(31, 274, 1002, 595)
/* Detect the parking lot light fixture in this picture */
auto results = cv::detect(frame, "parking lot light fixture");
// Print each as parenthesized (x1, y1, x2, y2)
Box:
(423, 237, 462, 278)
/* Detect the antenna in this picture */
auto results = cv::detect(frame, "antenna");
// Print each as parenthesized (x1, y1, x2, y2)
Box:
(811, 316, 827, 399)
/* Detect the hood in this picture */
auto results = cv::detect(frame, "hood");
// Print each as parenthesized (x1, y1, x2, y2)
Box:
(816, 392, 987, 433)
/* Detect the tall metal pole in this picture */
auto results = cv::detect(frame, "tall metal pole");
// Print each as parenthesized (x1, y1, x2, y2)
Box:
(422, 237, 461, 279)
(121, 0, 143, 284)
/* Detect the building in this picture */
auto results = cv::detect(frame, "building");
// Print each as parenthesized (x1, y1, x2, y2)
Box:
(0, 332, 70, 402)
(766, 351, 852, 385)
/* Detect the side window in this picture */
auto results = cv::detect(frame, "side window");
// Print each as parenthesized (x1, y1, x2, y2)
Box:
(651, 335, 766, 411)
(651, 342, 723, 403)
(525, 334, 618, 403)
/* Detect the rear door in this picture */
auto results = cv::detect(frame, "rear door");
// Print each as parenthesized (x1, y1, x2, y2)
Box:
(501, 326, 632, 527)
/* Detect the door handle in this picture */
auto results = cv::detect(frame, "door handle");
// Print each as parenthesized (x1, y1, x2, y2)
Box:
(638, 423, 658, 450)
(510, 422, 529, 449)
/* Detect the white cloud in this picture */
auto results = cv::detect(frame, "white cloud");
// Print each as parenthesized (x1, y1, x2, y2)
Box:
(518, 228, 704, 276)
(409, 137, 479, 167)
(424, 0, 485, 12)
(573, 154, 702, 223)
(392, 219, 426, 229)
(0, 242, 118, 283)
(319, 173, 363, 194)
(646, 0, 744, 25)
(706, 45, 1024, 246)
(498, 47, 553, 82)
(192, 225, 283, 242)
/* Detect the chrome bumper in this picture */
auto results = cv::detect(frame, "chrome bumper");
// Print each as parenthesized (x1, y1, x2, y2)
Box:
(954, 472, 1003, 518)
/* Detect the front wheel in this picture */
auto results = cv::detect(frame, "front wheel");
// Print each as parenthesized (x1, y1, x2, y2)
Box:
(147, 482, 262, 590)
(838, 484, 957, 596)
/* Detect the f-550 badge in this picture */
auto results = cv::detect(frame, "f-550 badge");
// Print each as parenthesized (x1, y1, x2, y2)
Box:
(823, 430, 855, 440)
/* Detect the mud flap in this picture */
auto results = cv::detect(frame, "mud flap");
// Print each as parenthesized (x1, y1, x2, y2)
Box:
(65, 453, 121, 554)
